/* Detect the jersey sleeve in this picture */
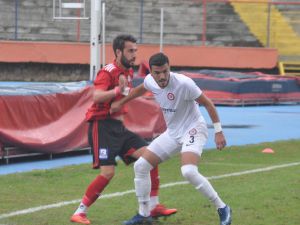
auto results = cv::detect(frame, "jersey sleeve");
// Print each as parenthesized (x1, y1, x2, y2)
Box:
(143, 74, 151, 91)
(184, 77, 202, 100)
(94, 70, 112, 91)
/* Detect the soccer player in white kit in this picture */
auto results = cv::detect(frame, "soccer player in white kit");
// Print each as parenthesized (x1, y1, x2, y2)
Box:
(111, 52, 232, 225)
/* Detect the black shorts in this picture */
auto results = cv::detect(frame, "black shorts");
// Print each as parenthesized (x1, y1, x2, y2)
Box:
(88, 118, 147, 168)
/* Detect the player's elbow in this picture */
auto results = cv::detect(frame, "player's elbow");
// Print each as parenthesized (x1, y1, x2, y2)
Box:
(93, 91, 106, 103)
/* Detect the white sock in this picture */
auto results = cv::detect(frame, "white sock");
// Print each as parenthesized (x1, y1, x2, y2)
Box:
(150, 196, 159, 210)
(74, 202, 88, 215)
(181, 164, 226, 209)
(134, 157, 153, 217)
(197, 181, 226, 209)
(138, 201, 151, 217)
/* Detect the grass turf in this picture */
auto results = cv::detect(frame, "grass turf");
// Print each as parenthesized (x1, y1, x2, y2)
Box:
(0, 139, 299, 225)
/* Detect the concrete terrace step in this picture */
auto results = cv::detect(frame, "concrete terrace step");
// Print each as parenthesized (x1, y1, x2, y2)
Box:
(231, 1, 300, 57)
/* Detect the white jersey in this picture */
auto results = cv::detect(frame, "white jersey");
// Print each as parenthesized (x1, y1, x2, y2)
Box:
(144, 72, 206, 140)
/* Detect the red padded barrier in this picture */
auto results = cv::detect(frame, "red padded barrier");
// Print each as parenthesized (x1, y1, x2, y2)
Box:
(0, 85, 165, 153)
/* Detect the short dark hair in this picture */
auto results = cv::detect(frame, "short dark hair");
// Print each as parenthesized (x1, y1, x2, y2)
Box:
(113, 34, 137, 57)
(149, 52, 169, 69)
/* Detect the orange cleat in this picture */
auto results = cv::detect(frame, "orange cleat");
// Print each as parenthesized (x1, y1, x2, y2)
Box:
(150, 204, 177, 218)
(70, 213, 91, 225)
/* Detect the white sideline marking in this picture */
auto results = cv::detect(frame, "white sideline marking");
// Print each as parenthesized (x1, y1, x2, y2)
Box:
(0, 161, 299, 220)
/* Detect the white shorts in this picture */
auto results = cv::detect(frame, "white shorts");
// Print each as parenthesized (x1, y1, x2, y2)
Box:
(147, 122, 208, 161)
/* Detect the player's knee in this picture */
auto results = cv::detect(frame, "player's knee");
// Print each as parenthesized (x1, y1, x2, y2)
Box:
(100, 170, 115, 180)
(134, 157, 153, 175)
(181, 164, 199, 181)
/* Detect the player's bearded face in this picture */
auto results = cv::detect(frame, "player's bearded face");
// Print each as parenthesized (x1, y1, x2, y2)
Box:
(121, 54, 133, 69)
(120, 41, 137, 69)
(151, 64, 170, 88)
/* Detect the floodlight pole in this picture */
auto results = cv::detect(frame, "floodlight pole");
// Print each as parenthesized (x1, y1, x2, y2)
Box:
(160, 8, 164, 52)
(102, 1, 106, 67)
(90, 0, 101, 81)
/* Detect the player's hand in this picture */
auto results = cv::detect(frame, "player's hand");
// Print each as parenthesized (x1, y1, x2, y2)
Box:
(110, 101, 122, 114)
(119, 74, 128, 93)
(215, 132, 226, 150)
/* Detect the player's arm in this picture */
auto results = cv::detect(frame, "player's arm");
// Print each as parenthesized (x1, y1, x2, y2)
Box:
(110, 84, 147, 113)
(195, 93, 227, 150)
(93, 88, 116, 103)
(93, 74, 128, 103)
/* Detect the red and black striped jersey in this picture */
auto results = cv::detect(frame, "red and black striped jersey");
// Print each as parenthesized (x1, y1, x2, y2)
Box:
(86, 61, 134, 121)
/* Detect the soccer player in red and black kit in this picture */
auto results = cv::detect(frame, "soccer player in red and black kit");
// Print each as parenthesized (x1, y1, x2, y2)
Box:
(70, 34, 177, 225)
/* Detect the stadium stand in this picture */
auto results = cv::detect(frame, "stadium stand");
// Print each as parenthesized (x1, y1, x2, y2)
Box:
(230, 0, 300, 71)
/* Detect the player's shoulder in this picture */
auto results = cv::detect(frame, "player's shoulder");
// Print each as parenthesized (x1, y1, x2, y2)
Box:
(172, 73, 197, 92)
(103, 63, 118, 73)
(144, 73, 154, 83)
(144, 74, 159, 90)
(171, 72, 191, 83)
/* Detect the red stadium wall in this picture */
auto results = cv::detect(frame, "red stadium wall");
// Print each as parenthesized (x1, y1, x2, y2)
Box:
(0, 41, 278, 69)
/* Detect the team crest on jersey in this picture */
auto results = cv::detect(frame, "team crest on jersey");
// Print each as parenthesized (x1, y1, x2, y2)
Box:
(167, 92, 175, 100)
(189, 128, 197, 135)
(99, 148, 108, 159)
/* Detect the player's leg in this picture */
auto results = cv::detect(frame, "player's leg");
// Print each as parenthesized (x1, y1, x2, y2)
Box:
(148, 166, 177, 218)
(180, 124, 231, 225)
(180, 153, 231, 225)
(123, 150, 161, 225)
(181, 153, 226, 208)
(71, 166, 114, 225)
(122, 131, 177, 219)
(70, 120, 120, 224)
(123, 131, 178, 225)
